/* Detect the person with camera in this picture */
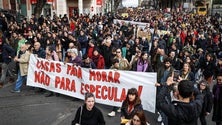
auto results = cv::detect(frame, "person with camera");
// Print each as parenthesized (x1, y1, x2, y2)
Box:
(157, 75, 203, 125)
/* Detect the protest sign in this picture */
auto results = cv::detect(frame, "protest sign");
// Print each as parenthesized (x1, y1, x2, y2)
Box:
(27, 54, 157, 113)
(137, 30, 149, 39)
(121, 13, 129, 17)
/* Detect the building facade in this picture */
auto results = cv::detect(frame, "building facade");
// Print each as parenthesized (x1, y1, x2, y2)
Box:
(1, 0, 105, 19)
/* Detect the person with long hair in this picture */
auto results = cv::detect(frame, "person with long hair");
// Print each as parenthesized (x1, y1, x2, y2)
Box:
(130, 48, 142, 70)
(71, 92, 105, 125)
(179, 63, 195, 83)
(114, 48, 130, 70)
(55, 38, 62, 61)
(121, 88, 143, 121)
(44, 45, 59, 97)
(202, 53, 216, 85)
(125, 110, 150, 125)
(132, 52, 153, 72)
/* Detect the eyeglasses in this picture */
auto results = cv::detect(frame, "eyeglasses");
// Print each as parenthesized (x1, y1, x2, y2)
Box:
(133, 118, 141, 122)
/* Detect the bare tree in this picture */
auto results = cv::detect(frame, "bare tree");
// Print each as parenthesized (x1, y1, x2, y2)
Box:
(34, 0, 47, 18)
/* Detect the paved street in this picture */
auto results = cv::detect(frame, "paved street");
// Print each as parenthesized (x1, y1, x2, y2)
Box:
(0, 82, 214, 125)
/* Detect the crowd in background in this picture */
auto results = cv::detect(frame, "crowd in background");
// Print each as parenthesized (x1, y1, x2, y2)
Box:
(0, 8, 222, 125)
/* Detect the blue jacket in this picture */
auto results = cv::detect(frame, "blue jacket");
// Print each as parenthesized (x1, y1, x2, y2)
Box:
(78, 35, 88, 48)
(33, 48, 46, 59)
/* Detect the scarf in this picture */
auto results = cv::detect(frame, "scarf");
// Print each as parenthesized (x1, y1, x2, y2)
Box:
(215, 84, 222, 101)
(137, 59, 148, 72)
(181, 71, 189, 80)
(128, 102, 134, 114)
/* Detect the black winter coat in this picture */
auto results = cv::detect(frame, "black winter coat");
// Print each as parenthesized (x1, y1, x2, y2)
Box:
(197, 87, 213, 115)
(121, 101, 143, 119)
(33, 48, 46, 59)
(212, 84, 222, 122)
(157, 86, 203, 125)
(72, 104, 105, 125)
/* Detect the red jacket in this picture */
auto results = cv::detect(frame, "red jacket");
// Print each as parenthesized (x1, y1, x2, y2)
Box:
(88, 46, 94, 59)
(92, 54, 105, 69)
(70, 22, 75, 32)
(180, 31, 186, 45)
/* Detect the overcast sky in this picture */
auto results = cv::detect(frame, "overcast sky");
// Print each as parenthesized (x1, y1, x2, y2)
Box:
(122, 0, 139, 7)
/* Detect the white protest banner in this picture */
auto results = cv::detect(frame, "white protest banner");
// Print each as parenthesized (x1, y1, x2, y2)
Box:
(27, 54, 157, 113)
(114, 19, 150, 29)
(114, 19, 169, 37)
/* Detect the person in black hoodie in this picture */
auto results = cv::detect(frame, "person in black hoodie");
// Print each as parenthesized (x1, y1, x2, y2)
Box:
(157, 78, 203, 125)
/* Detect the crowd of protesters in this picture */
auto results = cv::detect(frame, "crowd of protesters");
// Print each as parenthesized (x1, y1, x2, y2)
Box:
(0, 7, 222, 125)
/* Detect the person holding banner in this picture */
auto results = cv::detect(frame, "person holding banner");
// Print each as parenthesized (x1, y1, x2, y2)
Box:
(120, 88, 143, 124)
(71, 92, 105, 125)
(44, 45, 59, 97)
(68, 48, 82, 66)
(11, 44, 30, 93)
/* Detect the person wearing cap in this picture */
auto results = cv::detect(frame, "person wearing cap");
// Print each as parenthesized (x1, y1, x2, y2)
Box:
(197, 80, 213, 125)
(91, 48, 105, 69)
(68, 48, 82, 66)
